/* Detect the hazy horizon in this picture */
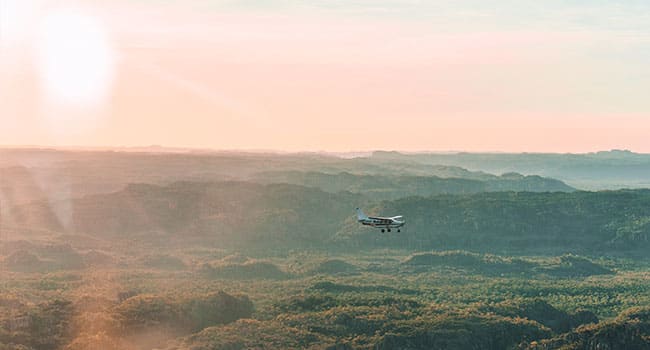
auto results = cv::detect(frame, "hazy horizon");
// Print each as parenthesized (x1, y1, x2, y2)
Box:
(0, 144, 647, 156)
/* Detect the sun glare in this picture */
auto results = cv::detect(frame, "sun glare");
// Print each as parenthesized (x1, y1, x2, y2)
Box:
(35, 9, 115, 106)
(0, 0, 38, 44)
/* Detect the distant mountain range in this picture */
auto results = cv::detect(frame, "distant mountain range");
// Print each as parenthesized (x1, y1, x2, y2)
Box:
(0, 148, 573, 206)
(371, 149, 650, 189)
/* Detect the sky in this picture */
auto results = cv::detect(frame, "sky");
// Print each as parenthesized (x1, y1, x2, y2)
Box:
(1, 0, 649, 152)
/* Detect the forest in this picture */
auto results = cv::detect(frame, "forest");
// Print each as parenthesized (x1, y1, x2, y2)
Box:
(1, 148, 649, 349)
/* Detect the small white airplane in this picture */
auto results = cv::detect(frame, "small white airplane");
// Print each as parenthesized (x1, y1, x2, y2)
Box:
(356, 208, 405, 233)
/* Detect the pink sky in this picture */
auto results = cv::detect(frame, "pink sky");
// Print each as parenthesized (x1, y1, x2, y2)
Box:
(1, 0, 649, 152)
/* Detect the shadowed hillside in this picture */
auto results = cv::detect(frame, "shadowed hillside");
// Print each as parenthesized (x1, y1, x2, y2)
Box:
(8, 182, 650, 255)
(252, 171, 573, 200)
(337, 190, 650, 254)
(8, 181, 362, 249)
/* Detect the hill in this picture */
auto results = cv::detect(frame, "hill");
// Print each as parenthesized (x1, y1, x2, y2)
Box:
(6, 181, 362, 249)
(7, 181, 650, 255)
(0, 148, 572, 207)
(337, 190, 650, 254)
(252, 171, 573, 200)
(371, 150, 650, 190)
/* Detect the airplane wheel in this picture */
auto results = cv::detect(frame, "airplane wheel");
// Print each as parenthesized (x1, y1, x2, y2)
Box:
(397, 229, 401, 232)
(387, 229, 391, 232)
(381, 229, 385, 233)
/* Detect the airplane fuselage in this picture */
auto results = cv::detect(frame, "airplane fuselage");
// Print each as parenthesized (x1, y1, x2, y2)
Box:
(356, 208, 404, 232)
(358, 217, 405, 229)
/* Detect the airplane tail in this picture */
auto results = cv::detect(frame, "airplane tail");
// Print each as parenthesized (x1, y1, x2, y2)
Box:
(356, 208, 368, 221)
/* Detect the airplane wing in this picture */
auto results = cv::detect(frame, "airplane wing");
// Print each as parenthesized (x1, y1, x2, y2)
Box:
(369, 215, 403, 221)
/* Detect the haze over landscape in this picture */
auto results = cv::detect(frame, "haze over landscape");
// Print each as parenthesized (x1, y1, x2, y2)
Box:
(2, 1, 650, 350)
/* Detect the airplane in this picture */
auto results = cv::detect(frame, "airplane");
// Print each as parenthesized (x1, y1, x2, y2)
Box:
(356, 208, 405, 233)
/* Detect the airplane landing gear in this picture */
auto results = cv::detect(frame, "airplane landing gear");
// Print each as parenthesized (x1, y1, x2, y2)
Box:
(381, 229, 385, 233)
(387, 228, 391, 232)
(397, 229, 401, 232)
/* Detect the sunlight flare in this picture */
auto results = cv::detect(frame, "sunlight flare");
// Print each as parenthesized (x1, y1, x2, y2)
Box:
(35, 9, 115, 106)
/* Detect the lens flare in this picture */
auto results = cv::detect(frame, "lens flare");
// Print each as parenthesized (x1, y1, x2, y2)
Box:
(35, 9, 115, 106)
